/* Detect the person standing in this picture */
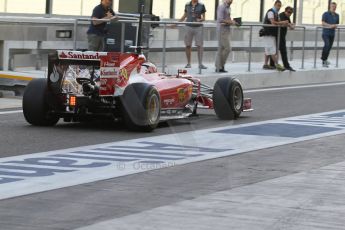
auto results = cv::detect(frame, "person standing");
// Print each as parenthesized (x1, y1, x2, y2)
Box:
(179, 0, 207, 69)
(279, 6, 295, 72)
(262, 0, 288, 71)
(87, 0, 117, 51)
(321, 2, 339, 67)
(215, 0, 237, 73)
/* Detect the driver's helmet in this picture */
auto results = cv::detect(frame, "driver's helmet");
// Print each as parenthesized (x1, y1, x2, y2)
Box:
(140, 62, 158, 74)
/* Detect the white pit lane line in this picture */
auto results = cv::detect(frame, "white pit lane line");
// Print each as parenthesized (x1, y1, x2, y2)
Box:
(1, 109, 345, 200)
(0, 110, 22, 115)
(245, 81, 345, 93)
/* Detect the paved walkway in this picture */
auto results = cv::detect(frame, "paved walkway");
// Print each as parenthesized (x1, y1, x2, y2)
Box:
(2, 57, 344, 79)
(0, 98, 22, 109)
(78, 159, 345, 230)
(161, 58, 344, 76)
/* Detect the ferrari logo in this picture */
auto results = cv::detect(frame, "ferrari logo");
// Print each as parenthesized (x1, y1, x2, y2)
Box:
(120, 68, 128, 80)
(177, 88, 185, 103)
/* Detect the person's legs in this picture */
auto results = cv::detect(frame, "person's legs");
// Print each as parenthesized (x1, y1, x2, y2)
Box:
(197, 46, 203, 66)
(221, 30, 231, 70)
(88, 34, 102, 51)
(269, 56, 275, 67)
(326, 35, 335, 60)
(264, 36, 282, 70)
(280, 37, 290, 68)
(263, 36, 270, 67)
(195, 27, 206, 68)
(215, 30, 230, 71)
(264, 55, 269, 66)
(185, 46, 192, 66)
(329, 35, 335, 49)
(269, 36, 278, 67)
(270, 54, 278, 64)
(321, 34, 331, 62)
(184, 27, 193, 67)
(215, 30, 222, 71)
(100, 37, 105, 51)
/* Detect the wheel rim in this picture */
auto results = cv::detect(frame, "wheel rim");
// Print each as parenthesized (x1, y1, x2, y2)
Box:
(147, 93, 160, 124)
(233, 86, 243, 112)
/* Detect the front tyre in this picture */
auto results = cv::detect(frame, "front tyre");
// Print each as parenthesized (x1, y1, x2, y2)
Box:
(213, 77, 244, 120)
(121, 83, 161, 132)
(23, 78, 59, 126)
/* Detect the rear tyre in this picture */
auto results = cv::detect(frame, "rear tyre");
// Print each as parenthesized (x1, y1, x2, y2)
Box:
(213, 77, 244, 120)
(23, 78, 59, 126)
(121, 83, 161, 132)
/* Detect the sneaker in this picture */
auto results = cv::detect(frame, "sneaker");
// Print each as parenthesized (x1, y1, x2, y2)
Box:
(322, 61, 329, 68)
(199, 64, 208, 69)
(325, 60, 331, 65)
(275, 64, 285, 72)
(263, 64, 271, 70)
(286, 67, 296, 72)
(185, 64, 191, 68)
(216, 68, 228, 73)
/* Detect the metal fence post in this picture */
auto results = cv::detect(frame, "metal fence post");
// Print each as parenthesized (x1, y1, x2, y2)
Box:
(73, 19, 78, 50)
(290, 41, 294, 61)
(336, 27, 340, 68)
(199, 25, 204, 75)
(162, 23, 167, 73)
(120, 22, 125, 53)
(277, 26, 281, 62)
(313, 27, 318, 68)
(301, 27, 306, 69)
(248, 25, 253, 72)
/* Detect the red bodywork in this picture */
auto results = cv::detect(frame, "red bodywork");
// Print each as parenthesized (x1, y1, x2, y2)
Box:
(98, 52, 198, 110)
(55, 50, 252, 116)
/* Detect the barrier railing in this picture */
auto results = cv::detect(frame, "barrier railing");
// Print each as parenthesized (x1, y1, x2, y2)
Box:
(0, 16, 343, 73)
(73, 18, 309, 73)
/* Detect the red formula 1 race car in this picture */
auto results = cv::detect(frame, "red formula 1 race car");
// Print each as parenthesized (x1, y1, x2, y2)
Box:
(22, 50, 252, 131)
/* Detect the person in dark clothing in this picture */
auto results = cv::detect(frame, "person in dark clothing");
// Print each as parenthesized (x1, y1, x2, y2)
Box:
(279, 6, 295, 72)
(262, 0, 289, 71)
(321, 2, 339, 67)
(87, 0, 118, 51)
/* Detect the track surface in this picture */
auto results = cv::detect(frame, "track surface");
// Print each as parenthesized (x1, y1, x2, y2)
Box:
(1, 83, 345, 230)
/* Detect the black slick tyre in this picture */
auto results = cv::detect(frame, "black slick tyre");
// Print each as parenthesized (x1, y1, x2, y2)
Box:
(213, 77, 244, 120)
(121, 83, 161, 132)
(23, 78, 59, 126)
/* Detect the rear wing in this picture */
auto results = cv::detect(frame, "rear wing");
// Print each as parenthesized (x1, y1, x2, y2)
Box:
(47, 50, 141, 95)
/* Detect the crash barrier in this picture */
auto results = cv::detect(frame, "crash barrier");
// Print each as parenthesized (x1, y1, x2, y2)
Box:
(74, 18, 307, 73)
(1, 16, 345, 73)
(73, 18, 345, 73)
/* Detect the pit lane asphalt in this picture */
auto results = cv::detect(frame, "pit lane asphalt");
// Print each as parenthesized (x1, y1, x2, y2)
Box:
(1, 82, 345, 230)
(1, 83, 345, 157)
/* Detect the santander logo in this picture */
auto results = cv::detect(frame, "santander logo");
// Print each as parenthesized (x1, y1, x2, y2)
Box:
(59, 52, 68, 59)
(58, 51, 107, 60)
